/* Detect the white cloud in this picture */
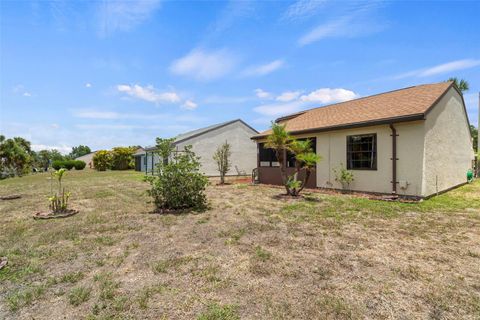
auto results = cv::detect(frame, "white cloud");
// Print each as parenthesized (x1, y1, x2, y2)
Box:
(394, 59, 480, 79)
(254, 87, 358, 117)
(298, 2, 386, 46)
(117, 84, 180, 104)
(32, 144, 72, 154)
(74, 111, 121, 119)
(277, 90, 302, 102)
(170, 48, 237, 81)
(181, 100, 198, 110)
(97, 0, 161, 37)
(242, 59, 284, 77)
(254, 101, 305, 117)
(13, 85, 32, 97)
(255, 89, 272, 99)
(283, 0, 327, 21)
(420, 59, 480, 76)
(300, 88, 358, 103)
(85, 83, 92, 88)
(73, 110, 168, 120)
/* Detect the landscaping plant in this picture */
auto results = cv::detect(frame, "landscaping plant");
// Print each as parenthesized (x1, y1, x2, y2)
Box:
(110, 147, 136, 170)
(265, 122, 321, 196)
(333, 164, 354, 191)
(74, 160, 86, 170)
(48, 168, 71, 213)
(93, 150, 111, 171)
(145, 138, 208, 211)
(213, 141, 231, 184)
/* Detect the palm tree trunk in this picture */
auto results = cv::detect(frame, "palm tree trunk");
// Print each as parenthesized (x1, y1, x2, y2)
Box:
(297, 169, 311, 194)
(276, 150, 290, 195)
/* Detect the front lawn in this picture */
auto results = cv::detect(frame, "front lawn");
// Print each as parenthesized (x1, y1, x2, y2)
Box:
(0, 170, 479, 319)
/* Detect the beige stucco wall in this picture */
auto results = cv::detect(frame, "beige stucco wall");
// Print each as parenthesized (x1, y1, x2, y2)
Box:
(314, 122, 425, 196)
(175, 121, 258, 176)
(75, 152, 96, 168)
(422, 88, 475, 196)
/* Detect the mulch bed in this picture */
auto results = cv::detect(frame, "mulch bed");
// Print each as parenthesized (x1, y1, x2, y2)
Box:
(33, 209, 79, 220)
(259, 183, 421, 202)
(1, 194, 21, 200)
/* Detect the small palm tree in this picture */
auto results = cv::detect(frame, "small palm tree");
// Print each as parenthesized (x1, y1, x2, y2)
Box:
(295, 151, 321, 195)
(265, 123, 321, 196)
(448, 77, 469, 93)
(265, 122, 292, 194)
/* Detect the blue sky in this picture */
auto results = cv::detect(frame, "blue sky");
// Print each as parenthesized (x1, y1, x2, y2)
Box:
(1, 0, 479, 153)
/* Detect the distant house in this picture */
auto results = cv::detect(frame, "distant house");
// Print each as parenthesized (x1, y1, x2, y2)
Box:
(252, 81, 475, 198)
(135, 119, 258, 176)
(75, 151, 97, 169)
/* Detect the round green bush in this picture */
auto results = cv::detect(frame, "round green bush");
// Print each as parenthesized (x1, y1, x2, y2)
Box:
(74, 160, 86, 170)
(63, 160, 75, 170)
(52, 160, 64, 170)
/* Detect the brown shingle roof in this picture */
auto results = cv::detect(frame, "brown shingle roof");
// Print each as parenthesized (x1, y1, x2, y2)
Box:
(253, 81, 454, 138)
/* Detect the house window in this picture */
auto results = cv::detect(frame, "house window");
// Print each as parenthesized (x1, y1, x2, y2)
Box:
(286, 138, 317, 167)
(347, 134, 377, 170)
(258, 143, 279, 167)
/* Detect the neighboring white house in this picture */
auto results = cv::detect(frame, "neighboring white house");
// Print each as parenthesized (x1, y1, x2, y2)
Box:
(252, 81, 475, 198)
(135, 119, 258, 176)
(75, 151, 97, 169)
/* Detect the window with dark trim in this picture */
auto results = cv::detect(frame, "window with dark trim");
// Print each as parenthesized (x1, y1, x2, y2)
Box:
(287, 138, 317, 167)
(347, 134, 377, 170)
(258, 143, 279, 167)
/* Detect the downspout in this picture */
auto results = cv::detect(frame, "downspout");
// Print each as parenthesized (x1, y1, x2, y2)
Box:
(389, 124, 398, 194)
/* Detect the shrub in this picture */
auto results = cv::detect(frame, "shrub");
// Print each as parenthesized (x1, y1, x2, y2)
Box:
(145, 138, 208, 211)
(52, 160, 78, 170)
(74, 160, 86, 170)
(93, 151, 111, 171)
(52, 160, 64, 170)
(110, 147, 135, 170)
(333, 163, 354, 190)
(63, 160, 75, 170)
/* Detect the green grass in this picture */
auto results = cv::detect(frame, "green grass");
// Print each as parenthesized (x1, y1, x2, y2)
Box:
(60, 271, 84, 284)
(68, 286, 91, 306)
(137, 284, 168, 309)
(6, 285, 46, 311)
(279, 180, 480, 224)
(152, 256, 193, 273)
(1, 170, 479, 319)
(254, 246, 272, 262)
(197, 303, 240, 320)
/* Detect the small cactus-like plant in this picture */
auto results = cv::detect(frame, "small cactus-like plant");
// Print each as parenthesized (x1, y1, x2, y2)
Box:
(48, 168, 71, 213)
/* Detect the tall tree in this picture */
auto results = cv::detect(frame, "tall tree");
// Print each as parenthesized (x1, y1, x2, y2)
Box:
(448, 77, 469, 93)
(0, 136, 32, 176)
(69, 145, 91, 159)
(471, 125, 478, 153)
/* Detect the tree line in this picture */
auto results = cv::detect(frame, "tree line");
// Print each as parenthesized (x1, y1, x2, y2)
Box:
(0, 135, 91, 179)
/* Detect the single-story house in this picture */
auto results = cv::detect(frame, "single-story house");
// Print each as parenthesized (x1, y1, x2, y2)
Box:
(135, 119, 258, 176)
(75, 151, 97, 169)
(252, 81, 475, 198)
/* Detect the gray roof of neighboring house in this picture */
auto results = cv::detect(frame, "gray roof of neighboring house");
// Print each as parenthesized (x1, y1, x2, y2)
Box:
(141, 119, 258, 152)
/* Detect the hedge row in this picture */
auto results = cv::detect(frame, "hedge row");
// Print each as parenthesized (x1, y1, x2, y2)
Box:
(52, 160, 86, 170)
